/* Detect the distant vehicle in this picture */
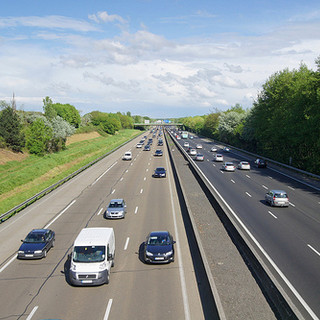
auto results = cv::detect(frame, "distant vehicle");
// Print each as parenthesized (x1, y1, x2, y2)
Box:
(18, 229, 55, 259)
(255, 158, 267, 168)
(238, 161, 251, 170)
(105, 199, 127, 219)
(189, 136, 193, 139)
(189, 149, 197, 156)
(176, 135, 181, 140)
(210, 146, 218, 152)
(215, 154, 224, 162)
(154, 149, 163, 156)
(69, 227, 115, 286)
(143, 231, 175, 264)
(265, 190, 289, 207)
(196, 144, 202, 149)
(136, 143, 143, 148)
(222, 162, 235, 171)
(181, 131, 188, 139)
(153, 167, 166, 178)
(122, 151, 132, 160)
(184, 142, 190, 147)
(223, 147, 230, 152)
(144, 145, 151, 151)
(195, 154, 204, 161)
(157, 140, 163, 146)
(148, 138, 153, 145)
(139, 139, 145, 144)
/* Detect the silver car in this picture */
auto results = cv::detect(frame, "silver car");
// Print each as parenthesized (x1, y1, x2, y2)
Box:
(265, 190, 289, 207)
(105, 199, 127, 219)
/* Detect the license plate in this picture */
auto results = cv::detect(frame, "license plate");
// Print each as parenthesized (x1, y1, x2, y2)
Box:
(155, 257, 164, 260)
(81, 280, 92, 284)
(25, 254, 33, 257)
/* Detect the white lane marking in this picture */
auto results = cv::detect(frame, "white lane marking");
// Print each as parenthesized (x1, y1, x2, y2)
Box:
(245, 192, 252, 198)
(126, 169, 129, 173)
(268, 211, 278, 219)
(308, 244, 320, 257)
(45, 199, 76, 229)
(93, 162, 118, 185)
(148, 162, 150, 166)
(191, 161, 319, 320)
(231, 179, 235, 184)
(246, 174, 251, 179)
(135, 206, 138, 214)
(144, 177, 146, 181)
(262, 185, 268, 190)
(0, 254, 17, 273)
(130, 163, 133, 166)
(289, 202, 296, 207)
(288, 186, 295, 191)
(207, 159, 209, 162)
(103, 299, 113, 320)
(212, 163, 216, 167)
(97, 208, 104, 216)
(140, 189, 143, 194)
(120, 177, 124, 181)
(146, 168, 149, 172)
(124, 237, 130, 250)
(220, 170, 224, 174)
(165, 152, 191, 320)
(26, 306, 38, 320)
(268, 176, 273, 179)
(111, 189, 115, 194)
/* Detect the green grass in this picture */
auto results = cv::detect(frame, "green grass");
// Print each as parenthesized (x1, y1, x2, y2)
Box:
(0, 129, 142, 215)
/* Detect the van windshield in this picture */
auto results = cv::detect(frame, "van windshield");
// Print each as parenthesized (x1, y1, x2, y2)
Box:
(73, 246, 105, 263)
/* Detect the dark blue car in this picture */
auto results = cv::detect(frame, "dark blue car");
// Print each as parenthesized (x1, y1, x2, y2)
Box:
(144, 231, 175, 264)
(153, 167, 166, 178)
(18, 229, 55, 259)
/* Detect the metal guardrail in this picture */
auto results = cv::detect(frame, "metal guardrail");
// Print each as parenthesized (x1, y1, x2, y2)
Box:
(0, 132, 143, 223)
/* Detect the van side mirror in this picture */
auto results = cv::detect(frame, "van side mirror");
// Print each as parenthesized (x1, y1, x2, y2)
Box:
(107, 253, 113, 261)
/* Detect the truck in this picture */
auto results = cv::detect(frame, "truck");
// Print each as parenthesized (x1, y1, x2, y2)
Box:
(69, 227, 115, 286)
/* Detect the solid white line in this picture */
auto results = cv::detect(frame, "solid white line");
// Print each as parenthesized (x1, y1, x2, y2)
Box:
(103, 299, 113, 320)
(124, 237, 130, 250)
(268, 211, 278, 219)
(165, 153, 191, 320)
(26, 306, 38, 320)
(262, 185, 268, 190)
(93, 162, 118, 184)
(191, 161, 319, 320)
(0, 254, 17, 273)
(45, 199, 76, 229)
(135, 206, 138, 214)
(308, 244, 320, 257)
(97, 208, 104, 216)
(245, 192, 252, 197)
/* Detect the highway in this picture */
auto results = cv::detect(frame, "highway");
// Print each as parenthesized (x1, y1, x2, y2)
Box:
(0, 130, 204, 320)
(172, 131, 320, 320)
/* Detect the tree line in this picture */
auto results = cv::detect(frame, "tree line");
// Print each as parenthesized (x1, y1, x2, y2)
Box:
(178, 58, 320, 175)
(0, 97, 150, 156)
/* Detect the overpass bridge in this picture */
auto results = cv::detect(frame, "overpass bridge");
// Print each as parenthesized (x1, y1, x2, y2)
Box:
(133, 122, 183, 127)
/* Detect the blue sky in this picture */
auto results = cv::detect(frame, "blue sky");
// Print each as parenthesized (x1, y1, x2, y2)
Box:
(1, 0, 320, 118)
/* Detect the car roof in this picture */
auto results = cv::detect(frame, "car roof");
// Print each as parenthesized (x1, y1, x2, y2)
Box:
(29, 229, 50, 234)
(149, 231, 170, 237)
(109, 198, 124, 203)
(270, 190, 287, 193)
(155, 167, 165, 170)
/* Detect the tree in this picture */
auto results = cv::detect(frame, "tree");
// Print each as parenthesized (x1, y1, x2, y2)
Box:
(51, 103, 81, 128)
(50, 116, 75, 152)
(0, 105, 24, 152)
(43, 96, 57, 119)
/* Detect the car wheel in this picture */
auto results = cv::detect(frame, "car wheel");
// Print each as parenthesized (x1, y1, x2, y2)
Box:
(105, 272, 110, 284)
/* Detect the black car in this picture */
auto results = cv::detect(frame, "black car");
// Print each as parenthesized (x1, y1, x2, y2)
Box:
(255, 158, 267, 168)
(18, 229, 55, 259)
(153, 167, 166, 178)
(144, 231, 175, 264)
(154, 149, 163, 156)
(144, 144, 151, 151)
(157, 140, 163, 146)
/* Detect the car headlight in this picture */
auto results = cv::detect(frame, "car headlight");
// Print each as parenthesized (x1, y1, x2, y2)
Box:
(70, 261, 76, 271)
(34, 250, 43, 254)
(18, 250, 24, 254)
(99, 262, 106, 270)
(164, 250, 173, 257)
(146, 251, 153, 256)
(119, 211, 124, 215)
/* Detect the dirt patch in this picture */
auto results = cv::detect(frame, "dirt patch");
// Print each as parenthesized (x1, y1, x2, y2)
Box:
(66, 132, 101, 145)
(0, 149, 28, 165)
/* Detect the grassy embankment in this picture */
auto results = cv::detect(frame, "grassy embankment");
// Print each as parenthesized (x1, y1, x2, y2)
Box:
(0, 129, 141, 216)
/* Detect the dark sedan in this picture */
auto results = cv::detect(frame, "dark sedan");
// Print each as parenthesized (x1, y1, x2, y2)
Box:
(18, 229, 55, 259)
(154, 149, 163, 156)
(153, 167, 166, 178)
(144, 231, 175, 264)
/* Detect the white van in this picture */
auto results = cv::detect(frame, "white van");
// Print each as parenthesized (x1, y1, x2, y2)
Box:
(69, 227, 115, 286)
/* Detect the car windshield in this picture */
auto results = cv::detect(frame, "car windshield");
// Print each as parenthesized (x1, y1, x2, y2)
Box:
(73, 246, 105, 263)
(274, 193, 287, 198)
(109, 202, 123, 208)
(148, 236, 170, 246)
(24, 233, 45, 243)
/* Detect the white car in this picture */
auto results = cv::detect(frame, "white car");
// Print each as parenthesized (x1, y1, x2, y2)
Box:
(184, 142, 190, 147)
(223, 147, 230, 152)
(238, 161, 251, 170)
(215, 154, 224, 162)
(122, 151, 132, 160)
(196, 144, 202, 149)
(222, 162, 235, 171)
(189, 149, 197, 156)
(136, 143, 143, 148)
(211, 146, 217, 152)
(195, 154, 204, 161)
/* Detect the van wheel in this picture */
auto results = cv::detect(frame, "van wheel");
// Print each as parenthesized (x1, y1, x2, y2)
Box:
(111, 259, 114, 267)
(105, 272, 110, 284)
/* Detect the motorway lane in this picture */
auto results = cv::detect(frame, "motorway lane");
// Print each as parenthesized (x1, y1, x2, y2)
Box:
(174, 133, 320, 319)
(0, 131, 204, 320)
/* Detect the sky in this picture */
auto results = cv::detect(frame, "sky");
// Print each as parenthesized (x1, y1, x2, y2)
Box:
(1, 0, 320, 118)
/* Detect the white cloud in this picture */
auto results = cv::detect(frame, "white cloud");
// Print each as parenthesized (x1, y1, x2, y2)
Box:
(88, 11, 127, 25)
